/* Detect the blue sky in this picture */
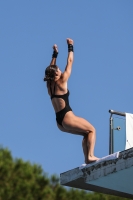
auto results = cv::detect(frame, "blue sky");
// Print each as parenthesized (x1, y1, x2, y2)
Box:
(0, 1, 133, 177)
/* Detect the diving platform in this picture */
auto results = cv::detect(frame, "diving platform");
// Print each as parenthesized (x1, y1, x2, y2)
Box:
(60, 147, 133, 199)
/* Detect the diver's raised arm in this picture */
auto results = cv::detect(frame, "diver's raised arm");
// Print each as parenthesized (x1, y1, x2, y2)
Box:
(50, 44, 58, 65)
(43, 44, 58, 82)
(62, 38, 74, 81)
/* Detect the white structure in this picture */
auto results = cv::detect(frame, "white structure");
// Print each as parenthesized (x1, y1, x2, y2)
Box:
(60, 147, 133, 199)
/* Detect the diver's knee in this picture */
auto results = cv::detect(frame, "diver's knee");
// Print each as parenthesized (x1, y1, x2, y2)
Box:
(86, 126, 96, 134)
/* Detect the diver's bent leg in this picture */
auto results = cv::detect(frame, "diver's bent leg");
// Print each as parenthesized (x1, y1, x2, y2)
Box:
(86, 127, 98, 163)
(62, 112, 99, 163)
(82, 136, 88, 164)
(57, 123, 88, 163)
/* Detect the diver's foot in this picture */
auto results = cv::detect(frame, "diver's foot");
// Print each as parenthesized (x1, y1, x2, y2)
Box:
(87, 156, 99, 164)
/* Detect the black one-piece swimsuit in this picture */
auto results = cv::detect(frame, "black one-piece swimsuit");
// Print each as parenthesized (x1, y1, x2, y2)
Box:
(50, 84, 72, 126)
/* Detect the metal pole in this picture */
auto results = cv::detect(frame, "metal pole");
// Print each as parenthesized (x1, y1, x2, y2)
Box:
(109, 110, 125, 117)
(109, 113, 113, 154)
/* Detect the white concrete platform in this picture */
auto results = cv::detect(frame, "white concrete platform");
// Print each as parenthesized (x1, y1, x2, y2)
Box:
(60, 148, 133, 199)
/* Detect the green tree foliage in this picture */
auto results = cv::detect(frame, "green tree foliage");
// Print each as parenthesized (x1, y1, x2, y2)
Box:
(0, 147, 52, 200)
(0, 147, 131, 200)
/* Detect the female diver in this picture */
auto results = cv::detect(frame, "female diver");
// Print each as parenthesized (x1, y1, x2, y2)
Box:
(44, 38, 99, 164)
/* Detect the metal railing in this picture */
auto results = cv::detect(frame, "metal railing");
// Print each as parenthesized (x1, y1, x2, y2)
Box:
(109, 110, 125, 154)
